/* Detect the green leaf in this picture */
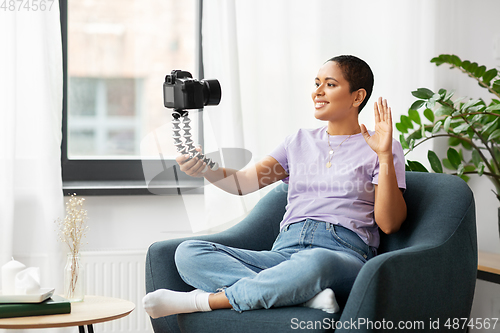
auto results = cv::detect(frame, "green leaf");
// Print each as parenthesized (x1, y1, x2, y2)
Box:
(472, 149, 481, 167)
(423, 108, 435, 122)
(442, 158, 456, 170)
(444, 90, 455, 101)
(460, 139, 473, 150)
(461, 60, 471, 71)
(467, 104, 485, 113)
(461, 99, 480, 111)
(450, 55, 462, 67)
(457, 163, 465, 177)
(395, 122, 408, 134)
(400, 115, 413, 129)
(459, 174, 470, 182)
(475, 65, 486, 78)
(432, 121, 443, 134)
(409, 139, 415, 151)
(478, 162, 485, 176)
(410, 100, 425, 110)
(468, 62, 478, 75)
(434, 105, 454, 117)
(447, 147, 462, 169)
(412, 88, 434, 100)
(485, 103, 500, 112)
(471, 114, 483, 124)
(449, 137, 473, 151)
(464, 165, 476, 173)
(453, 123, 471, 134)
(407, 160, 429, 173)
(408, 130, 423, 141)
(494, 147, 500, 161)
(399, 134, 409, 150)
(467, 127, 475, 139)
(426, 99, 436, 109)
(408, 109, 421, 125)
(448, 137, 461, 146)
(491, 159, 498, 174)
(492, 80, 500, 93)
(483, 68, 498, 84)
(441, 54, 452, 64)
(431, 56, 445, 66)
(443, 117, 452, 132)
(481, 118, 499, 135)
(488, 129, 500, 141)
(428, 150, 443, 173)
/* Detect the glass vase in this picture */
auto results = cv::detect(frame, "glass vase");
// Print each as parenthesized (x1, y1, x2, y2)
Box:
(64, 253, 85, 302)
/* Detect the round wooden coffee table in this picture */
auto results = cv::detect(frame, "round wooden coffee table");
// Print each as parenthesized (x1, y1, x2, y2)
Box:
(0, 295, 135, 332)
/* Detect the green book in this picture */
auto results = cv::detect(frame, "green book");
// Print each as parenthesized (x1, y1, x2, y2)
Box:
(0, 295, 71, 319)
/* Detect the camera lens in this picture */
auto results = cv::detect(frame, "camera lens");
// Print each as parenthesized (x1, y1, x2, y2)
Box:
(202, 79, 222, 106)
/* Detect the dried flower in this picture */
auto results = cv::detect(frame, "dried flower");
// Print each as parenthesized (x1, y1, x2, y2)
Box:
(55, 194, 89, 256)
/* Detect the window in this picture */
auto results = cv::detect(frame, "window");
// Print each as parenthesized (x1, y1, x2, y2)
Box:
(68, 77, 141, 156)
(60, 0, 204, 195)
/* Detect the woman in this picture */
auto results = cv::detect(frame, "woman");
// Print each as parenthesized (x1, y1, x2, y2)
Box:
(143, 55, 407, 317)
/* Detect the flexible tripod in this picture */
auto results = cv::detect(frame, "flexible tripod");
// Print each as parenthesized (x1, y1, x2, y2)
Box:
(172, 109, 219, 171)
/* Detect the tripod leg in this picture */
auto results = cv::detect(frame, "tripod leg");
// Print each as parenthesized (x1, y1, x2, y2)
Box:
(172, 111, 219, 171)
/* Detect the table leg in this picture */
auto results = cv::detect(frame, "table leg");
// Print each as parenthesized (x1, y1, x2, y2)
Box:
(78, 324, 94, 333)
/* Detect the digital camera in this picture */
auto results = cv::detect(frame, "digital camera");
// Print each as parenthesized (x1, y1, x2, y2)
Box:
(163, 70, 221, 111)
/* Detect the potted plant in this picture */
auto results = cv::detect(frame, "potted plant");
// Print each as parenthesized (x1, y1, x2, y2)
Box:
(396, 53, 500, 220)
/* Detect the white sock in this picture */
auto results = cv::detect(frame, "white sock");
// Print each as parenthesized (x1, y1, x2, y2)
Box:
(302, 288, 340, 313)
(142, 289, 212, 318)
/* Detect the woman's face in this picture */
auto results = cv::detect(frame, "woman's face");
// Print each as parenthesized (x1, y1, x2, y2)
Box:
(311, 61, 358, 122)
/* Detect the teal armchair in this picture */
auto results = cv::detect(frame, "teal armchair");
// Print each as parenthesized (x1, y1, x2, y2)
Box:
(145, 172, 477, 332)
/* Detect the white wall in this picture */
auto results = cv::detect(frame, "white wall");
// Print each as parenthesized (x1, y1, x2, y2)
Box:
(82, 195, 195, 252)
(81, 189, 258, 252)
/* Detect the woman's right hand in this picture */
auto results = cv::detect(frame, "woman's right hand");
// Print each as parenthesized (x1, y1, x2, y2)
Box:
(176, 149, 288, 195)
(175, 146, 208, 178)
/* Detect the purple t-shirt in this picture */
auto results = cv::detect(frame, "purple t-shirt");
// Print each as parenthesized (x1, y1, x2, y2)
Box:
(269, 126, 406, 248)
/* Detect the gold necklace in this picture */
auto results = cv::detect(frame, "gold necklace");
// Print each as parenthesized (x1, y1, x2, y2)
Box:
(326, 131, 352, 168)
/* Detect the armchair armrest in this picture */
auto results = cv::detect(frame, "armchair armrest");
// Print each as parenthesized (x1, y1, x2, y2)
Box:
(338, 198, 477, 333)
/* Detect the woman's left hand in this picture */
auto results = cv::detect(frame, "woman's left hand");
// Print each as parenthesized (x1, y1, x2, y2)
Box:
(360, 97, 393, 157)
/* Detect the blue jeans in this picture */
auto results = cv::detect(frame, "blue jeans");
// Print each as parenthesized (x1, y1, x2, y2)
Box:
(175, 219, 376, 312)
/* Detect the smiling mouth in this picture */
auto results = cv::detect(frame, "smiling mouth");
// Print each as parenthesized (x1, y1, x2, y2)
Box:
(315, 101, 329, 109)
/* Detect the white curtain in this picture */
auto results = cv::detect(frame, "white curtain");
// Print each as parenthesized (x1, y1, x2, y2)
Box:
(0, 0, 65, 321)
(199, 0, 438, 231)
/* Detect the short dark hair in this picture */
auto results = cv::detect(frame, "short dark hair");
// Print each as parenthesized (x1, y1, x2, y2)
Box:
(327, 55, 374, 113)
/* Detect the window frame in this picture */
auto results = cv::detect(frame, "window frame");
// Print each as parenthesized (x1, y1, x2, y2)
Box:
(59, 0, 205, 195)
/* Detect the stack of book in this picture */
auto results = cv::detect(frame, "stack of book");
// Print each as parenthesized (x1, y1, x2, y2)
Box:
(0, 295, 71, 319)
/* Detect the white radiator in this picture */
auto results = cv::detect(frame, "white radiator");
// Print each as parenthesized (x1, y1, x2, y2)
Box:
(81, 250, 152, 333)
